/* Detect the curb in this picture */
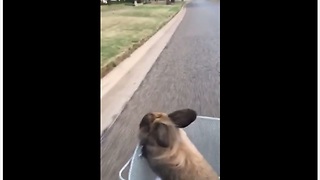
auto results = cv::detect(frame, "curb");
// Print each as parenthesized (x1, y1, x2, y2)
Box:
(101, 2, 188, 135)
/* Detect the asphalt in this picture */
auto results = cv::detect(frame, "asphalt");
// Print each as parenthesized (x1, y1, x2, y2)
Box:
(101, 0, 220, 179)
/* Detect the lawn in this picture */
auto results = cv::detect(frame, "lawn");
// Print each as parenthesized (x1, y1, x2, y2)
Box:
(101, 2, 184, 77)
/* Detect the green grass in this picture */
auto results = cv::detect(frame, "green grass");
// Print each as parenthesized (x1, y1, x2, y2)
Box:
(100, 2, 184, 71)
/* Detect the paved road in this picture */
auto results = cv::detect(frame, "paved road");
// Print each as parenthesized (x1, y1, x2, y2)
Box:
(101, 0, 220, 179)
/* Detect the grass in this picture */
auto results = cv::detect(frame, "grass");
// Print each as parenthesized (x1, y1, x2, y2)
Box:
(101, 2, 184, 77)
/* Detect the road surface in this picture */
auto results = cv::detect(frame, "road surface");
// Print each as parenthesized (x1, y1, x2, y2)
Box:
(101, 0, 220, 179)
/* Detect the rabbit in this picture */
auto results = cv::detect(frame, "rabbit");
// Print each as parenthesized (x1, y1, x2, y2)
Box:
(138, 109, 219, 180)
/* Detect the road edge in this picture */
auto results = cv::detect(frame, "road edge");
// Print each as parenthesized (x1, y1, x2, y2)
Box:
(100, 2, 189, 135)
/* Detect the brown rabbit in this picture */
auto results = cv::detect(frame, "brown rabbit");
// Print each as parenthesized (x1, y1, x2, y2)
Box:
(138, 109, 219, 180)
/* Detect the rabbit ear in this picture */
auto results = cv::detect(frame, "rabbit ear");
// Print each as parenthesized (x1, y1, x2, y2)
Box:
(151, 122, 171, 147)
(168, 109, 197, 128)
